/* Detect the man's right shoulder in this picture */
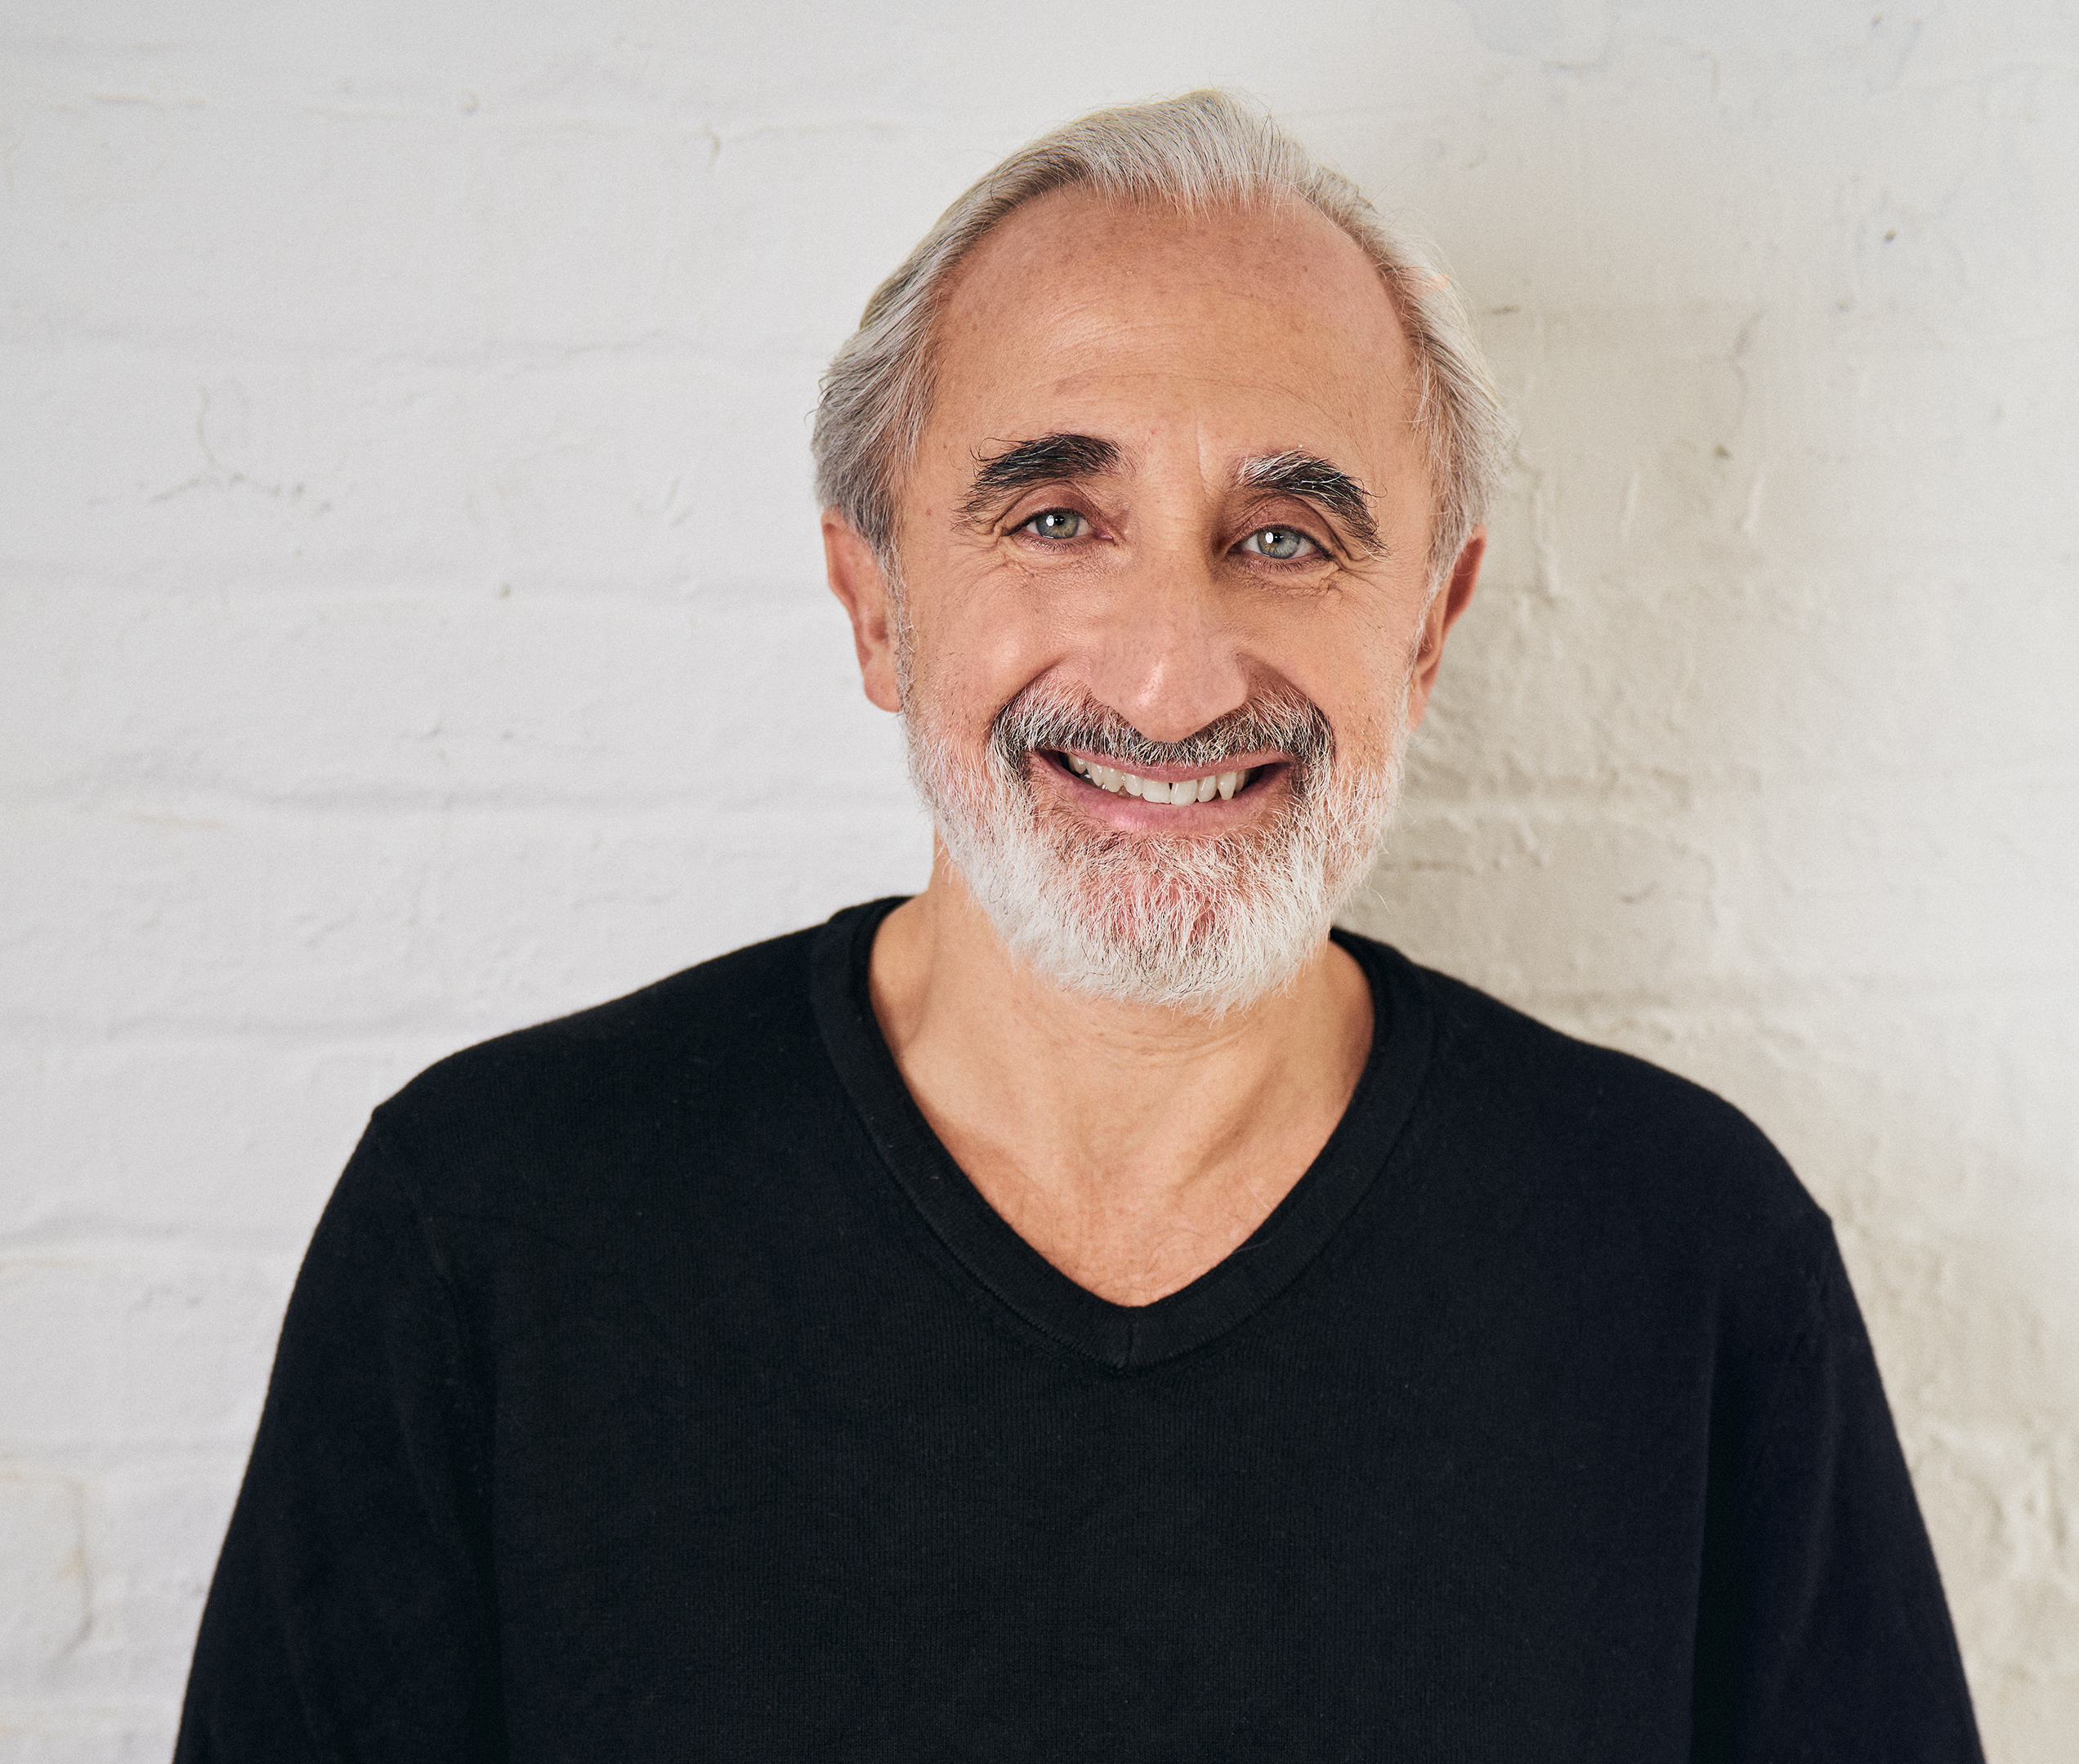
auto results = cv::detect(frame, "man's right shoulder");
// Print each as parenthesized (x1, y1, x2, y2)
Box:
(358, 912, 857, 1219)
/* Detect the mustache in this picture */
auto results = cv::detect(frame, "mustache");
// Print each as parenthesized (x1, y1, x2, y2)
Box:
(989, 681, 1334, 777)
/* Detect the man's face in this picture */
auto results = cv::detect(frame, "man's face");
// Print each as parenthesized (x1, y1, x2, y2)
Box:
(842, 187, 1474, 1011)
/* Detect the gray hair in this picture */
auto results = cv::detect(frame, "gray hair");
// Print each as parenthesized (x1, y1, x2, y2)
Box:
(811, 89, 1510, 591)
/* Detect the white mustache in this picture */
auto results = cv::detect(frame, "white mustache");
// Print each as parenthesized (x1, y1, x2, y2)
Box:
(988, 681, 1332, 787)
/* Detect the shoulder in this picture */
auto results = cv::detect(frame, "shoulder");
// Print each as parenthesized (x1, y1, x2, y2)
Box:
(393, 919, 820, 1101)
(1422, 961, 1801, 1185)
(1356, 935, 1831, 1276)
(387, 919, 823, 1110)
(364, 912, 851, 1217)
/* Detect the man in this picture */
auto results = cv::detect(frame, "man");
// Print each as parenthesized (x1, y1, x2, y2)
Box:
(177, 93, 1982, 1760)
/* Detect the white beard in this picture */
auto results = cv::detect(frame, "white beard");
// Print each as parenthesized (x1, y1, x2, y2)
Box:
(901, 672, 1411, 1017)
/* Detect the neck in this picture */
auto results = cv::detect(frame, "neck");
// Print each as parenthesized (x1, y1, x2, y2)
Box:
(868, 845, 1374, 1305)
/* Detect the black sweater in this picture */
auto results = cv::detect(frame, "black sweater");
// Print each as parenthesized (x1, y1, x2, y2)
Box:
(175, 900, 1982, 1761)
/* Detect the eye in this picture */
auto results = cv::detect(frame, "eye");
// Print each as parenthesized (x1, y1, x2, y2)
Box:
(1019, 508, 1089, 541)
(1240, 525, 1321, 562)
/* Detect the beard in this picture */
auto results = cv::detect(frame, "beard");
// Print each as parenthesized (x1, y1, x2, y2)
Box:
(901, 668, 1411, 1017)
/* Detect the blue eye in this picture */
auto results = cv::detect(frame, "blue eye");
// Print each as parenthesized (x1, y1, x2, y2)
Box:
(1021, 509, 1088, 540)
(1241, 525, 1318, 561)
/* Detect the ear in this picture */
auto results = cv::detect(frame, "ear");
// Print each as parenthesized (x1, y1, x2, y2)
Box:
(822, 510, 904, 713)
(1403, 527, 1484, 729)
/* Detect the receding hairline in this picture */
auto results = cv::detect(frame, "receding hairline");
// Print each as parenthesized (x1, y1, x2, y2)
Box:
(932, 181, 1416, 351)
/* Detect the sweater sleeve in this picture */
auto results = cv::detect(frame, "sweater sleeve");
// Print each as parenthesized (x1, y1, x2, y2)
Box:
(1691, 1230, 1983, 1763)
(173, 1123, 503, 1762)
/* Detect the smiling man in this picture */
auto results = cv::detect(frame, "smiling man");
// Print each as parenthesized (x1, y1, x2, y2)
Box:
(177, 94, 1982, 1762)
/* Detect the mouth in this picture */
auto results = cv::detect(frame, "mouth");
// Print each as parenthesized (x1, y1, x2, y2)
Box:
(1040, 748, 1277, 808)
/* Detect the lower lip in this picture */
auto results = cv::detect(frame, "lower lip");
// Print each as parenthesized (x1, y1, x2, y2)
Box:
(1035, 751, 1284, 824)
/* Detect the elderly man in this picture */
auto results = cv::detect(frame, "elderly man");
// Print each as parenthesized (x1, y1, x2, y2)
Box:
(177, 94, 1980, 1761)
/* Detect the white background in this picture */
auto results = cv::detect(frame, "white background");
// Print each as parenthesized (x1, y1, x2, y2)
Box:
(3, 1, 2076, 1754)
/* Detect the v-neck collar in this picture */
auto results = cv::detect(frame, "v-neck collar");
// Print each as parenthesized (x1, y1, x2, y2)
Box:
(810, 897, 1433, 1372)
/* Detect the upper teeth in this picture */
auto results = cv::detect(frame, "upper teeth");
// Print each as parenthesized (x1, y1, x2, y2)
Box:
(1066, 755, 1249, 805)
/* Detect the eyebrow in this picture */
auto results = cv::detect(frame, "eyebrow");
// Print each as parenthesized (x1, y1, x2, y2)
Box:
(958, 435, 1382, 556)
(1236, 452, 1380, 553)
(959, 432, 1122, 523)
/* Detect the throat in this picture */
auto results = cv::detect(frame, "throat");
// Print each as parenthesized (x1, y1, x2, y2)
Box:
(870, 892, 1375, 1305)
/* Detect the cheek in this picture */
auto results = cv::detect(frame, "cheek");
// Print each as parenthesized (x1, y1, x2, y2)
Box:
(912, 569, 1081, 716)
(1268, 592, 1415, 696)
(1292, 626, 1422, 761)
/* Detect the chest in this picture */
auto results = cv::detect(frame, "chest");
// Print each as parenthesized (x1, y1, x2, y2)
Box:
(472, 1244, 1715, 1762)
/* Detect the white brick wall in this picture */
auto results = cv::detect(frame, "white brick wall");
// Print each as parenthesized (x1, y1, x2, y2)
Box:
(3, 2, 2074, 1753)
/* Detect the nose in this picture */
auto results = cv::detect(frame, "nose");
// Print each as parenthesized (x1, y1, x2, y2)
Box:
(1076, 544, 1251, 745)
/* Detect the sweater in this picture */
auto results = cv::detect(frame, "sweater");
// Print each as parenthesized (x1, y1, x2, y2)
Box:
(174, 899, 1983, 1761)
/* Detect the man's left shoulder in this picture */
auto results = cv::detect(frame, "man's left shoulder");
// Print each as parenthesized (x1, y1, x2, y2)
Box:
(1378, 944, 1830, 1272)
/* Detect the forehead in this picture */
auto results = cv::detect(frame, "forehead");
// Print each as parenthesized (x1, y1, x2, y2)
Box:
(925, 185, 1419, 473)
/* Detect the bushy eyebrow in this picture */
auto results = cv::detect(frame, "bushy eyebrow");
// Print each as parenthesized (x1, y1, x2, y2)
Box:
(1237, 452, 1380, 553)
(960, 432, 1122, 522)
